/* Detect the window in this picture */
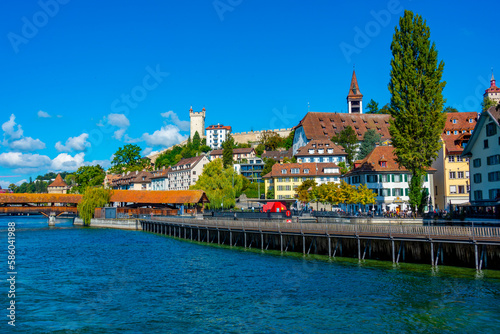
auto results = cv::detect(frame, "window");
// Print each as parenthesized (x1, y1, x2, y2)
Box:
(452, 119, 457, 124)
(484, 139, 489, 149)
(449, 171, 456, 179)
(293, 177, 299, 182)
(392, 188, 403, 196)
(454, 130, 458, 135)
(448, 156, 455, 163)
(458, 185, 465, 194)
(327, 149, 333, 153)
(281, 169, 287, 174)
(466, 171, 470, 178)
(474, 190, 483, 200)
(380, 161, 387, 167)
(278, 178, 283, 182)
(489, 189, 500, 200)
(308, 149, 314, 154)
(393, 174, 402, 182)
(488, 171, 500, 182)
(379, 174, 388, 182)
(449, 185, 457, 194)
(486, 122, 497, 136)
(469, 118, 473, 123)
(277, 186, 284, 191)
(304, 169, 310, 174)
(473, 159, 481, 168)
(367, 175, 378, 183)
(192, 171, 196, 175)
(291, 168, 300, 174)
(381, 189, 391, 196)
(456, 156, 463, 162)
(446, 131, 450, 135)
(457, 171, 464, 179)
(285, 185, 291, 191)
(487, 155, 500, 165)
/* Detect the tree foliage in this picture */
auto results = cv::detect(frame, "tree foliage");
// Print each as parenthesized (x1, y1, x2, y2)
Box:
(443, 106, 459, 113)
(259, 130, 284, 151)
(155, 145, 183, 169)
(109, 144, 150, 173)
(366, 99, 379, 114)
(190, 159, 244, 210)
(358, 129, 382, 160)
(262, 158, 277, 176)
(77, 187, 112, 226)
(331, 126, 358, 167)
(388, 10, 446, 213)
(295, 179, 318, 204)
(481, 96, 496, 112)
(73, 165, 106, 194)
(222, 134, 234, 168)
(192, 131, 201, 150)
(282, 130, 295, 150)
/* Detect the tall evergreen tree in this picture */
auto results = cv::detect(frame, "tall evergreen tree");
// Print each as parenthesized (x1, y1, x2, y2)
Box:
(222, 134, 234, 168)
(358, 129, 381, 160)
(365, 99, 379, 114)
(331, 126, 358, 167)
(192, 131, 201, 150)
(388, 10, 446, 213)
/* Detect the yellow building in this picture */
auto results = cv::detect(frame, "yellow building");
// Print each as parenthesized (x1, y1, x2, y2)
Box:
(263, 162, 341, 200)
(432, 112, 477, 210)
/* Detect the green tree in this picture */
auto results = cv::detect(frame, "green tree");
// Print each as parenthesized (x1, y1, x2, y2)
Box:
(443, 106, 459, 113)
(190, 159, 243, 210)
(331, 126, 358, 167)
(481, 96, 496, 112)
(192, 131, 201, 150)
(366, 99, 379, 114)
(266, 187, 275, 199)
(78, 187, 112, 226)
(8, 184, 17, 192)
(295, 179, 318, 205)
(262, 158, 277, 176)
(222, 134, 234, 168)
(109, 144, 148, 173)
(388, 10, 446, 213)
(73, 165, 106, 194)
(155, 146, 183, 169)
(259, 130, 283, 150)
(358, 129, 382, 160)
(255, 143, 265, 157)
(282, 130, 295, 150)
(379, 103, 391, 114)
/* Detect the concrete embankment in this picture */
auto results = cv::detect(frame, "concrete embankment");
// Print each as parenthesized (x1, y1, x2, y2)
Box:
(74, 218, 140, 230)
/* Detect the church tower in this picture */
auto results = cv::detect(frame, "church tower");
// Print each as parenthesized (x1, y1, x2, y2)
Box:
(484, 71, 500, 104)
(189, 106, 206, 139)
(347, 70, 363, 114)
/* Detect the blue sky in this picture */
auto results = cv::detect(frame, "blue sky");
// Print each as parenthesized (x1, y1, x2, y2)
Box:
(1, 0, 499, 187)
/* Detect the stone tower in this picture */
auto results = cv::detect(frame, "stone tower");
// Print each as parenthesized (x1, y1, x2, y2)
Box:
(484, 71, 500, 104)
(189, 106, 206, 139)
(347, 70, 363, 114)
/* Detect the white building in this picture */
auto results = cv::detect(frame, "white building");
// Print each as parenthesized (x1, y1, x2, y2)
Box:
(295, 139, 347, 163)
(168, 155, 210, 191)
(150, 167, 170, 191)
(462, 106, 500, 209)
(343, 146, 435, 214)
(206, 124, 232, 150)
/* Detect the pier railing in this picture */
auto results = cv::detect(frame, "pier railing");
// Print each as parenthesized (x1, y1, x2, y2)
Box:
(148, 218, 500, 241)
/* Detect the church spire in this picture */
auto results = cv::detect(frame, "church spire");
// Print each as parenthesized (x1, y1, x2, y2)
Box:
(347, 70, 363, 113)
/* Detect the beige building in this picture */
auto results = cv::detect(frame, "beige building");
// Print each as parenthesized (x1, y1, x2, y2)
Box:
(47, 174, 70, 194)
(432, 112, 477, 210)
(168, 155, 210, 190)
(190, 106, 206, 139)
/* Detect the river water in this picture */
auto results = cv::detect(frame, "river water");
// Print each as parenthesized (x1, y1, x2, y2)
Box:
(2, 216, 500, 333)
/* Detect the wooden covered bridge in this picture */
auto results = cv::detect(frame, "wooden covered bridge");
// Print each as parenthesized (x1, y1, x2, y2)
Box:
(0, 193, 82, 217)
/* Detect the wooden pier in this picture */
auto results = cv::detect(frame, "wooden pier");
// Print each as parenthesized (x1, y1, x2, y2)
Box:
(140, 218, 500, 270)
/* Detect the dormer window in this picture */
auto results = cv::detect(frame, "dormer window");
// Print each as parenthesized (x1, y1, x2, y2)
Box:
(281, 169, 287, 174)
(452, 119, 457, 124)
(468, 119, 473, 123)
(454, 130, 458, 135)
(308, 149, 314, 154)
(380, 161, 387, 167)
(318, 149, 324, 154)
(327, 148, 333, 154)
(304, 169, 310, 174)
(446, 131, 450, 135)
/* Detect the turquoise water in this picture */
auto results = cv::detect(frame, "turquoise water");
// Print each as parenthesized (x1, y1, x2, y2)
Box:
(2, 216, 500, 333)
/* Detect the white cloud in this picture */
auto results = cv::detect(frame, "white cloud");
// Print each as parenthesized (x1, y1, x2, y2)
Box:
(107, 113, 130, 128)
(9, 137, 46, 151)
(55, 133, 90, 152)
(0, 152, 51, 169)
(86, 159, 111, 169)
(38, 110, 51, 118)
(50, 153, 85, 172)
(161, 111, 190, 131)
(113, 128, 126, 140)
(2, 114, 23, 142)
(142, 124, 187, 147)
(142, 147, 153, 156)
(0, 179, 27, 189)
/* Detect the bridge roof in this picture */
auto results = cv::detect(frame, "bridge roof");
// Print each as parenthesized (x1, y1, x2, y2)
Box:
(109, 190, 209, 204)
(0, 193, 82, 204)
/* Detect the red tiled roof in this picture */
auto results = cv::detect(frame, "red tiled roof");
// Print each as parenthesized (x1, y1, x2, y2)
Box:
(150, 167, 171, 179)
(110, 190, 209, 204)
(206, 124, 232, 132)
(485, 74, 500, 94)
(261, 148, 293, 160)
(296, 112, 392, 141)
(48, 174, 68, 188)
(295, 139, 347, 157)
(441, 112, 478, 153)
(347, 146, 436, 174)
(173, 155, 206, 168)
(210, 148, 255, 156)
(263, 162, 341, 178)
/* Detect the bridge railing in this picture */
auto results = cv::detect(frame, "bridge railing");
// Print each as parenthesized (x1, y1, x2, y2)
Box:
(147, 218, 500, 240)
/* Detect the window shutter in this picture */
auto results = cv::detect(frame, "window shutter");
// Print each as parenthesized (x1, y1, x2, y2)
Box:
(391, 174, 394, 182)
(405, 188, 409, 196)
(392, 188, 395, 196)
(425, 174, 428, 182)
(404, 174, 408, 182)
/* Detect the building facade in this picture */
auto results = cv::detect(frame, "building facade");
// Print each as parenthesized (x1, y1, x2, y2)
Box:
(150, 167, 170, 191)
(295, 139, 347, 163)
(432, 112, 477, 210)
(47, 174, 69, 194)
(462, 106, 500, 208)
(168, 155, 209, 191)
(206, 124, 232, 150)
(261, 148, 293, 163)
(263, 162, 341, 200)
(209, 148, 256, 162)
(343, 146, 434, 214)
(190, 106, 206, 140)
(234, 158, 264, 183)
(485, 72, 500, 104)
